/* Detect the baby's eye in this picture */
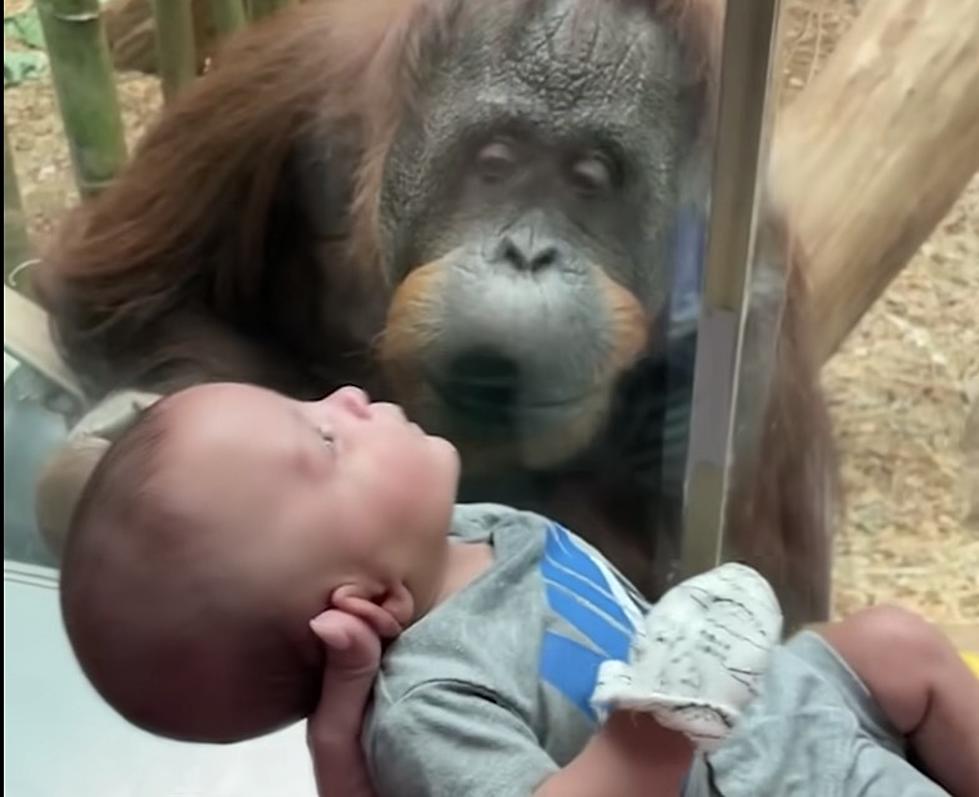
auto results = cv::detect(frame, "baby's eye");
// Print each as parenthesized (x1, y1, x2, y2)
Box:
(318, 428, 336, 446)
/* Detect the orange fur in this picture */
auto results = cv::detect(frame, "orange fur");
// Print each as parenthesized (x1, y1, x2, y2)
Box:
(378, 261, 449, 364)
(597, 271, 650, 376)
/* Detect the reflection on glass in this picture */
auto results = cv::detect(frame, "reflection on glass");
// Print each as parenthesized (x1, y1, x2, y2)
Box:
(3, 3, 791, 613)
(2, 1, 825, 795)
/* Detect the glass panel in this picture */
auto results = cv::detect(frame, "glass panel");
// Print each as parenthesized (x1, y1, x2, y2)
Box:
(9, 1, 974, 794)
(4, 354, 75, 568)
(4, 561, 319, 795)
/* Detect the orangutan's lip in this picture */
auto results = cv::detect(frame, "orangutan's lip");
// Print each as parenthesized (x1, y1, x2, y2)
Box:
(424, 372, 588, 416)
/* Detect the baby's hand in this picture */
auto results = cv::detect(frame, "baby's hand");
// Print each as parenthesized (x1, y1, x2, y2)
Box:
(591, 563, 783, 752)
(306, 610, 387, 797)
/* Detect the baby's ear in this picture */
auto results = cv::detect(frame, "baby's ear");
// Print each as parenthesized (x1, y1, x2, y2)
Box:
(330, 582, 414, 639)
(330, 581, 381, 603)
(376, 582, 414, 630)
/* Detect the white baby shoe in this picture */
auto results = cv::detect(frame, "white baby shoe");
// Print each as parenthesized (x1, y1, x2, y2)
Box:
(590, 562, 783, 751)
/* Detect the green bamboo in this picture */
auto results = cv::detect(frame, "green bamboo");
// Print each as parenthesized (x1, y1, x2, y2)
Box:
(210, 0, 248, 39)
(4, 121, 34, 294)
(150, 0, 198, 103)
(248, 0, 295, 22)
(34, 0, 128, 198)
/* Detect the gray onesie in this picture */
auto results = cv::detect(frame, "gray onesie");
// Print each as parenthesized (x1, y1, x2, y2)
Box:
(362, 503, 947, 797)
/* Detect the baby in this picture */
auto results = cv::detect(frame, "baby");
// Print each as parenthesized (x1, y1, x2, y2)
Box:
(59, 382, 979, 796)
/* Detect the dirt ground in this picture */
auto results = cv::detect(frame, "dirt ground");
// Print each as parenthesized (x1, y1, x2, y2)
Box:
(5, 1, 977, 622)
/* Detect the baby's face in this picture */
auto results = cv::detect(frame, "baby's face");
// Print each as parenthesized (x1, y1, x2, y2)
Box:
(158, 382, 460, 627)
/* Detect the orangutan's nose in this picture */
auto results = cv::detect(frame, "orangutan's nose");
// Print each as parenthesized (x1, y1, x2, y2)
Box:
(493, 229, 561, 273)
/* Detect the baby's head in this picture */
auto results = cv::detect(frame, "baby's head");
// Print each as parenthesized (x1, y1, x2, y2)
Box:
(59, 382, 459, 743)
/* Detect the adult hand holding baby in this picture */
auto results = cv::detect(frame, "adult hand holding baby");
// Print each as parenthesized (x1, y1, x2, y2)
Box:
(306, 584, 413, 797)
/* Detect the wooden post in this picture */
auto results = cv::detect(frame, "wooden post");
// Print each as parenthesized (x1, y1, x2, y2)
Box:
(34, 0, 128, 198)
(150, 0, 198, 102)
(3, 121, 34, 294)
(772, 0, 979, 364)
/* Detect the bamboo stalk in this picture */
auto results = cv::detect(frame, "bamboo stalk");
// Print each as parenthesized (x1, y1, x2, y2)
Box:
(34, 0, 128, 198)
(150, 0, 198, 103)
(3, 121, 34, 294)
(248, 0, 295, 22)
(210, 0, 247, 39)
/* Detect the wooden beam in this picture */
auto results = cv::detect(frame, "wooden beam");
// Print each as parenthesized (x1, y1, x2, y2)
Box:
(771, 0, 979, 364)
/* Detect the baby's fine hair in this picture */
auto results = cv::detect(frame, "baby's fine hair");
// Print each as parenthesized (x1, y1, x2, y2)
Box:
(59, 395, 324, 743)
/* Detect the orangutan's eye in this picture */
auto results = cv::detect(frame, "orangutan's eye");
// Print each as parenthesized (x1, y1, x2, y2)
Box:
(475, 138, 519, 184)
(569, 151, 617, 196)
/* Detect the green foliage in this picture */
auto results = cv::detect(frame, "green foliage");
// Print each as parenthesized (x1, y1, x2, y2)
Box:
(3, 1, 111, 86)
(4, 8, 48, 87)
(4, 50, 47, 87)
(5, 8, 46, 50)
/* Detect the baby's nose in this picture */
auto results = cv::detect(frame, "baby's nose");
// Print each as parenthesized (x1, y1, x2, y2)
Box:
(324, 385, 371, 418)
(372, 402, 408, 424)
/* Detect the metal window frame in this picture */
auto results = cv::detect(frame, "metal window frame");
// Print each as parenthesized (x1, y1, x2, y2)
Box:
(680, 0, 784, 577)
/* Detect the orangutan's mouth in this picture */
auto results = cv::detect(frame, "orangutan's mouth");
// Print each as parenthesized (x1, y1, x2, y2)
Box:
(424, 355, 590, 428)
